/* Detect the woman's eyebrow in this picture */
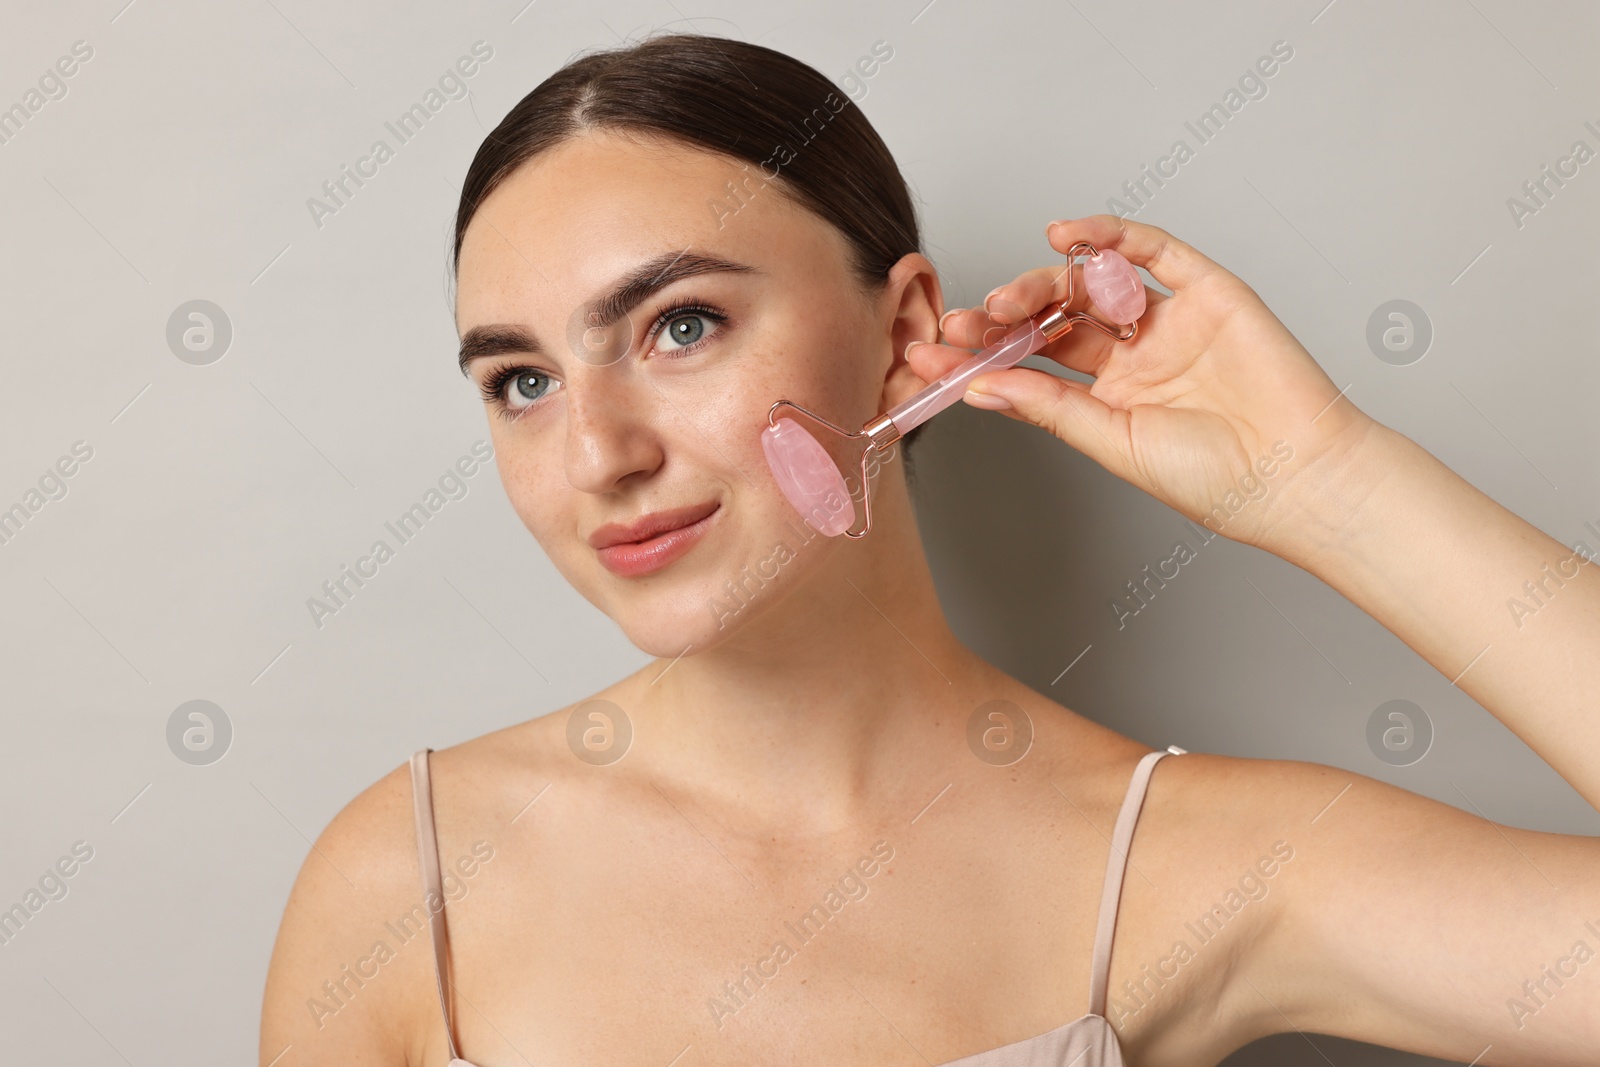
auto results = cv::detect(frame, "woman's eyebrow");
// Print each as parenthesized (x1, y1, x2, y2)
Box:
(457, 249, 761, 375)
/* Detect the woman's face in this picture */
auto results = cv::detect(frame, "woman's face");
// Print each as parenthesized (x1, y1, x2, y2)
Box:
(454, 129, 938, 657)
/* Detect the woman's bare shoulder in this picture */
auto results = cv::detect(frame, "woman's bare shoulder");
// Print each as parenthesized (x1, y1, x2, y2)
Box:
(1139, 746, 1383, 850)
(993, 686, 1405, 1056)
(422, 701, 607, 816)
(258, 708, 584, 1066)
(259, 751, 438, 1064)
(1108, 745, 1444, 1059)
(1000, 673, 1360, 833)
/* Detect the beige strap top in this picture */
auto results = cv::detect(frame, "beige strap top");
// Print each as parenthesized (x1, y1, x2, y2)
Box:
(410, 744, 1187, 1066)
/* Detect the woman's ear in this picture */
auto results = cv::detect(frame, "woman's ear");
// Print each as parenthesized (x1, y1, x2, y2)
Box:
(877, 252, 944, 413)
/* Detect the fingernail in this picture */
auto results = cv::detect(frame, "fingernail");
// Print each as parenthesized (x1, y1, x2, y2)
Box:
(1047, 218, 1071, 229)
(903, 339, 925, 360)
(985, 295, 1024, 322)
(965, 388, 1012, 411)
(938, 308, 960, 333)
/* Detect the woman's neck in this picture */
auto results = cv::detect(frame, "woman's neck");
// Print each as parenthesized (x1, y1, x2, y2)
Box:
(614, 487, 997, 836)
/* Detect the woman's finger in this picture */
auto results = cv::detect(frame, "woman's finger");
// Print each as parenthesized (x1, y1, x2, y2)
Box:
(1030, 282, 1173, 377)
(1046, 214, 1220, 293)
(939, 260, 1089, 349)
(966, 364, 1132, 479)
(903, 340, 1133, 478)
(938, 283, 1169, 378)
(941, 245, 1170, 336)
(979, 262, 1075, 324)
(906, 339, 980, 383)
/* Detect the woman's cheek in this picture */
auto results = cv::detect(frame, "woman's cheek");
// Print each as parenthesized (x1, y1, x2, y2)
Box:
(496, 443, 564, 543)
(656, 348, 774, 467)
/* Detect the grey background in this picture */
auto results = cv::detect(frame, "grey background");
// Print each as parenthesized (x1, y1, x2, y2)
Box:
(1, 0, 1595, 1064)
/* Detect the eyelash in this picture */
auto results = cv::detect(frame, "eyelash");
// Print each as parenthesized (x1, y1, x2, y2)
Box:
(477, 297, 729, 422)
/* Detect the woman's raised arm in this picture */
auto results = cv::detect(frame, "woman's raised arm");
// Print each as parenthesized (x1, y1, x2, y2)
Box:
(911, 214, 1600, 811)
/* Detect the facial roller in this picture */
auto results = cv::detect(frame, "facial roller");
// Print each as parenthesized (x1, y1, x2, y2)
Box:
(762, 241, 1147, 538)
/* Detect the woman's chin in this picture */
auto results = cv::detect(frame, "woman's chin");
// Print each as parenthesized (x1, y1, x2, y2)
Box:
(612, 590, 763, 658)
(616, 613, 734, 660)
(608, 559, 804, 657)
(575, 508, 832, 655)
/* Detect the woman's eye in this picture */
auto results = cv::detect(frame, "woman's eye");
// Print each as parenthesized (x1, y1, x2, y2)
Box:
(655, 310, 720, 354)
(480, 307, 721, 419)
(498, 369, 558, 412)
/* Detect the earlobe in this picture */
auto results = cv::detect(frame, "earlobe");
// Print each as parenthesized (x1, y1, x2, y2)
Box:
(880, 346, 938, 415)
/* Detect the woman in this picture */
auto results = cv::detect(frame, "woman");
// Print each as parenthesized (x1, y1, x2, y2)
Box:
(259, 31, 1600, 1067)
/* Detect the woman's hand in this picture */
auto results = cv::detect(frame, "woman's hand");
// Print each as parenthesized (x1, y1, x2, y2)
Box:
(909, 214, 1374, 553)
(917, 214, 1600, 812)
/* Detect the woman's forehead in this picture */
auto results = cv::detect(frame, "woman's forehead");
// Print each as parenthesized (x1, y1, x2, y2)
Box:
(468, 132, 801, 254)
(456, 133, 845, 321)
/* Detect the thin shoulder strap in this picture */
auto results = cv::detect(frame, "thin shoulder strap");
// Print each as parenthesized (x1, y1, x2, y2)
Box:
(409, 747, 463, 1063)
(1088, 744, 1187, 1016)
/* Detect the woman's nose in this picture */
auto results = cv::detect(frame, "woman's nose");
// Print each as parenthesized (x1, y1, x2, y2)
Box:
(562, 370, 662, 493)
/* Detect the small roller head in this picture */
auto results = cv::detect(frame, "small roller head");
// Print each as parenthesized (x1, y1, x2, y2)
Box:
(1082, 248, 1146, 324)
(761, 416, 856, 537)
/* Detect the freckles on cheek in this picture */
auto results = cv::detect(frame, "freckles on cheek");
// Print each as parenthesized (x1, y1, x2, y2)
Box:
(777, 345, 873, 431)
(496, 445, 566, 538)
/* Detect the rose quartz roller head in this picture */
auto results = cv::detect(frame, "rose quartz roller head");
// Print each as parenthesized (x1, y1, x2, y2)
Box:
(763, 241, 1146, 538)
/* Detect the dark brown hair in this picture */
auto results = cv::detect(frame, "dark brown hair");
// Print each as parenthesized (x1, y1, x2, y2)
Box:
(452, 30, 931, 466)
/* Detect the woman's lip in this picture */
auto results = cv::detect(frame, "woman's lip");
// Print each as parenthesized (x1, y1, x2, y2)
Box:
(595, 503, 721, 578)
